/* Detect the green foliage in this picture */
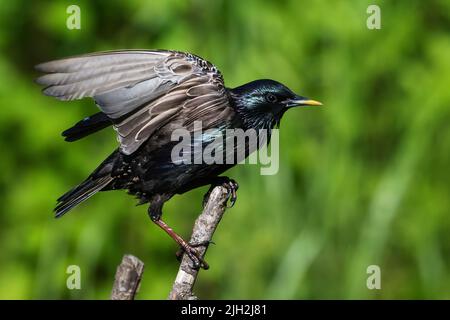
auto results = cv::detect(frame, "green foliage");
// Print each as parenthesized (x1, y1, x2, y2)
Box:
(0, 0, 449, 299)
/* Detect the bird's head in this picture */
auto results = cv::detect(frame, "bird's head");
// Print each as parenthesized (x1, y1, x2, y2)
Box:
(230, 79, 322, 129)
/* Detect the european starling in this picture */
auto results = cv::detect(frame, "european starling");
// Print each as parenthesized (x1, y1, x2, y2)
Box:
(35, 50, 321, 268)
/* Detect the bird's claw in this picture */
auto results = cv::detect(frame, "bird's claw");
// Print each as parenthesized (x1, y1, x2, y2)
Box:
(176, 240, 211, 270)
(223, 179, 239, 208)
(185, 246, 209, 270)
(203, 178, 239, 208)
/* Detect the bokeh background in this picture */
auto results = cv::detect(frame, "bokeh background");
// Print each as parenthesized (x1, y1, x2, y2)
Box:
(0, 0, 449, 299)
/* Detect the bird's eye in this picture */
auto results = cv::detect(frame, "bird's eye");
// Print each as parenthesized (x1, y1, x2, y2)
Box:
(266, 93, 277, 103)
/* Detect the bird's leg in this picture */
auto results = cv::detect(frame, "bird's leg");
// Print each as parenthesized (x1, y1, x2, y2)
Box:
(148, 198, 209, 270)
(203, 176, 239, 208)
(152, 219, 210, 270)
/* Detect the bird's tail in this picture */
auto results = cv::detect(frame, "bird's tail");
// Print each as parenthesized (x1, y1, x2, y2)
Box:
(62, 112, 112, 142)
(54, 150, 119, 217)
(54, 175, 114, 218)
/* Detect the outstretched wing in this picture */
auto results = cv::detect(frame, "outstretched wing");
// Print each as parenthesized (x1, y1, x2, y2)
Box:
(35, 50, 229, 154)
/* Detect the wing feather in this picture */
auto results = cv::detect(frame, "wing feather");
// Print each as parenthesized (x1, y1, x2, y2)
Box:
(35, 50, 230, 155)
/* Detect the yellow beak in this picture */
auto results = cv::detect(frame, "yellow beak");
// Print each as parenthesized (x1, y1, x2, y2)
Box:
(286, 97, 323, 107)
(298, 99, 323, 106)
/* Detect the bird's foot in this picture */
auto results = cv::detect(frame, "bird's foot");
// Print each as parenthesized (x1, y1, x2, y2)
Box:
(176, 240, 211, 270)
(176, 240, 215, 261)
(223, 179, 239, 208)
(203, 177, 239, 208)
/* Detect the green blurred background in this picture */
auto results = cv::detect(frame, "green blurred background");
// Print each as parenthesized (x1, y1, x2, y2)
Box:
(0, 0, 449, 299)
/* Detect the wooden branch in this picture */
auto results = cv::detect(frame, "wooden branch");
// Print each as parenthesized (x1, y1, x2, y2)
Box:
(168, 185, 229, 300)
(111, 254, 144, 300)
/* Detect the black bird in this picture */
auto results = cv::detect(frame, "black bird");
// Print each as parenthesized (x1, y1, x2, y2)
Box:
(35, 50, 321, 268)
